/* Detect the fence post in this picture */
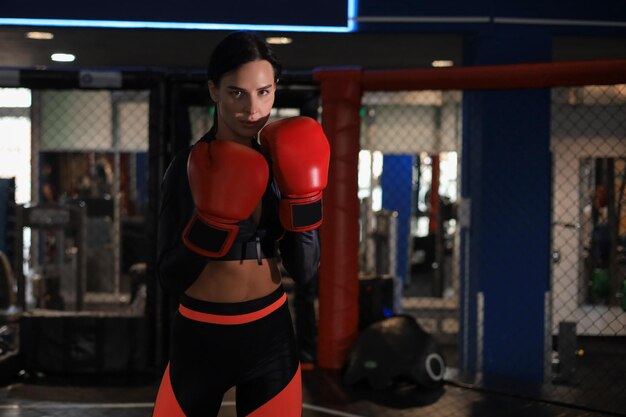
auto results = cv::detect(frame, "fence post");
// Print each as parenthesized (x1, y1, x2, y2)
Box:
(313, 68, 362, 369)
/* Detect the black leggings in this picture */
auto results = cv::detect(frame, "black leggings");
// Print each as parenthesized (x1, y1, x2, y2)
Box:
(152, 286, 301, 417)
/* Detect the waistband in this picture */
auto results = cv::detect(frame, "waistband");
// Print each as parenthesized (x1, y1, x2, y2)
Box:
(178, 286, 286, 325)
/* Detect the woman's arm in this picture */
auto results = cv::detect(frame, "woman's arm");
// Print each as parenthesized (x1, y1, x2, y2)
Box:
(156, 148, 209, 295)
(278, 229, 320, 284)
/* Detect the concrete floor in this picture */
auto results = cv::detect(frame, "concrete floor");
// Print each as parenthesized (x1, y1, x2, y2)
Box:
(0, 369, 621, 417)
(1, 276, 624, 417)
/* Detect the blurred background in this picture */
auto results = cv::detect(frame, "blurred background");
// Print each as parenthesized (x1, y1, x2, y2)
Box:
(0, 1, 626, 416)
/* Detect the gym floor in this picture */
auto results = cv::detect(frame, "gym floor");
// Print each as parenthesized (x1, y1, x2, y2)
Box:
(1, 279, 623, 417)
(0, 370, 620, 417)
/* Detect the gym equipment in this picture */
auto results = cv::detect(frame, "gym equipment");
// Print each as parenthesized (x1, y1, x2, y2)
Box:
(343, 315, 445, 390)
(552, 321, 584, 385)
(14, 203, 86, 311)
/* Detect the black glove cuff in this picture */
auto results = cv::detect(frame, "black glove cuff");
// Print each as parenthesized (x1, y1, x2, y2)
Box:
(182, 213, 237, 257)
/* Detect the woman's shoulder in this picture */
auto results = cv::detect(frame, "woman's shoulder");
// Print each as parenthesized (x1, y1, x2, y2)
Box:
(162, 129, 218, 186)
(163, 146, 192, 181)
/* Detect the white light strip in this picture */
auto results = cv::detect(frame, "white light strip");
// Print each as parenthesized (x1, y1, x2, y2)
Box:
(355, 16, 491, 23)
(25, 31, 54, 40)
(432, 60, 454, 68)
(266, 36, 293, 45)
(493, 17, 626, 28)
(51, 53, 75, 62)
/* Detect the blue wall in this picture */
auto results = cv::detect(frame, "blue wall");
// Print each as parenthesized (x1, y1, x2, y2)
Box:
(381, 154, 415, 284)
(459, 26, 552, 383)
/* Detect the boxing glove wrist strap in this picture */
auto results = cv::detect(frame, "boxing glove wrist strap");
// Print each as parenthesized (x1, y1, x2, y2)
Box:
(280, 193, 323, 232)
(182, 213, 238, 258)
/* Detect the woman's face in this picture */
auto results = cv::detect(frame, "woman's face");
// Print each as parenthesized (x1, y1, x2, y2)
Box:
(209, 59, 276, 144)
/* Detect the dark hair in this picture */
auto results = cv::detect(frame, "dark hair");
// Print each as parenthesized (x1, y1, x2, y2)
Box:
(208, 31, 282, 86)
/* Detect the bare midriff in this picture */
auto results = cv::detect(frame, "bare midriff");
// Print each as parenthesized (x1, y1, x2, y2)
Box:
(183, 198, 282, 303)
(184, 258, 282, 303)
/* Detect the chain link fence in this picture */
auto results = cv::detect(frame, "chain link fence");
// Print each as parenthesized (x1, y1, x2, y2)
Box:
(1, 68, 626, 415)
(0, 74, 322, 379)
(354, 80, 626, 415)
(358, 90, 461, 362)
(0, 82, 155, 378)
(549, 83, 626, 413)
(29, 89, 151, 310)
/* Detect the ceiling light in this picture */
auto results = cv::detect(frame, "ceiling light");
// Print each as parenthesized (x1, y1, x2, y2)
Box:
(266, 37, 292, 45)
(51, 53, 75, 62)
(432, 60, 454, 68)
(25, 31, 54, 40)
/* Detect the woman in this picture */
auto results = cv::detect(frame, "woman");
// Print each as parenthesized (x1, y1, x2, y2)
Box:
(152, 31, 325, 417)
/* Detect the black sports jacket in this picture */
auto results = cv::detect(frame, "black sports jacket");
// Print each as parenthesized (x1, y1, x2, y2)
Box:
(157, 128, 320, 296)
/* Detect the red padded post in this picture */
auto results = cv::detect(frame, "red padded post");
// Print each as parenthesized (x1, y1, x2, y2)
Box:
(313, 68, 362, 369)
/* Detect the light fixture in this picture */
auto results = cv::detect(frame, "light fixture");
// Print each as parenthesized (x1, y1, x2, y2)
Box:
(266, 36, 293, 45)
(432, 60, 454, 68)
(25, 31, 54, 40)
(51, 53, 75, 62)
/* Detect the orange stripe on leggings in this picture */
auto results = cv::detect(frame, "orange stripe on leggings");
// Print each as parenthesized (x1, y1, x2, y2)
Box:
(248, 364, 302, 417)
(152, 364, 186, 417)
(179, 293, 287, 325)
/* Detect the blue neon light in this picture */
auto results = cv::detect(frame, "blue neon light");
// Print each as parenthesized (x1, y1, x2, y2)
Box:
(0, 0, 357, 33)
(349, 0, 358, 31)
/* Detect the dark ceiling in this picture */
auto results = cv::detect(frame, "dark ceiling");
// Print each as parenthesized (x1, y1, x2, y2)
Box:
(1, 26, 625, 75)
(0, 26, 465, 73)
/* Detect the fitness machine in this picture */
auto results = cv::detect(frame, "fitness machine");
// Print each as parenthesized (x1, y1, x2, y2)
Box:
(14, 203, 86, 311)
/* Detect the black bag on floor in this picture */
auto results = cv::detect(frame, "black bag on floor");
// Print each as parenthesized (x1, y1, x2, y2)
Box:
(343, 315, 445, 390)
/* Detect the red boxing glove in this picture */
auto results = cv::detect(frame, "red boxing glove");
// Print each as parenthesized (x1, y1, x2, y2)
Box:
(183, 139, 269, 257)
(260, 116, 330, 232)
